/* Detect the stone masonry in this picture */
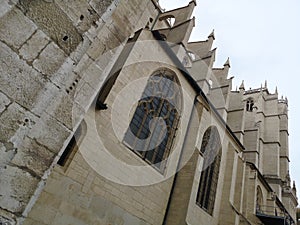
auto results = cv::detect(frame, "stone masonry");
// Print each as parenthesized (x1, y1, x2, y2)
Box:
(0, 0, 159, 223)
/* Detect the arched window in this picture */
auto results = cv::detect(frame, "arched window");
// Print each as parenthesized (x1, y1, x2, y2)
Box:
(123, 69, 182, 172)
(256, 186, 263, 213)
(196, 126, 222, 215)
(246, 98, 254, 112)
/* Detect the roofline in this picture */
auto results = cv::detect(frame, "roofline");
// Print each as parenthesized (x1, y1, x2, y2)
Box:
(247, 162, 273, 192)
(150, 0, 163, 12)
(157, 17, 195, 32)
(246, 162, 296, 224)
(151, 30, 245, 150)
(159, 0, 196, 15)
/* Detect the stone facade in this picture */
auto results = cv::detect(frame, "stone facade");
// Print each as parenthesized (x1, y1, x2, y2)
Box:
(0, 0, 298, 225)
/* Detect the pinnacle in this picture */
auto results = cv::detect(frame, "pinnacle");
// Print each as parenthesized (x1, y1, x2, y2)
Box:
(239, 80, 245, 90)
(189, 0, 197, 6)
(208, 29, 215, 40)
(223, 57, 230, 68)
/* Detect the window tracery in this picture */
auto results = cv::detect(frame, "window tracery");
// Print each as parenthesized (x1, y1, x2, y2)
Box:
(196, 126, 222, 215)
(246, 98, 254, 111)
(123, 69, 182, 172)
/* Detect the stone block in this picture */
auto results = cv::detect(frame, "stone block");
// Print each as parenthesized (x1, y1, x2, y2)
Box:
(49, 57, 77, 89)
(30, 82, 61, 116)
(70, 35, 92, 63)
(0, 7, 37, 49)
(0, 102, 35, 143)
(11, 137, 55, 177)
(42, 175, 69, 197)
(23, 217, 48, 225)
(54, 0, 100, 34)
(17, 0, 82, 55)
(51, 212, 87, 225)
(86, 36, 106, 60)
(74, 81, 95, 111)
(24, 202, 58, 225)
(44, 90, 85, 130)
(84, 18, 105, 41)
(0, 91, 11, 114)
(0, 1, 15, 18)
(97, 25, 123, 53)
(0, 208, 16, 225)
(109, 2, 135, 38)
(19, 30, 50, 62)
(89, 0, 115, 16)
(0, 142, 16, 170)
(81, 60, 105, 90)
(33, 42, 66, 76)
(58, 201, 76, 217)
(38, 191, 61, 209)
(0, 41, 46, 110)
(106, 21, 127, 44)
(86, 25, 122, 61)
(0, 165, 39, 213)
(27, 113, 71, 154)
(73, 53, 93, 76)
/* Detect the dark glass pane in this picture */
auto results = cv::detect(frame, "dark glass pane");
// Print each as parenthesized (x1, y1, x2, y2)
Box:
(145, 149, 154, 162)
(197, 127, 222, 215)
(123, 70, 181, 173)
(156, 145, 166, 159)
(153, 97, 161, 111)
(129, 123, 139, 136)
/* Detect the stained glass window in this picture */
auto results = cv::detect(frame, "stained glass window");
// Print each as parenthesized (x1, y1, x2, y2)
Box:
(123, 69, 182, 172)
(196, 126, 222, 215)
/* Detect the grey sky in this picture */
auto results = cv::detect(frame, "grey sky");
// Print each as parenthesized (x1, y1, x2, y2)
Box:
(161, 0, 300, 196)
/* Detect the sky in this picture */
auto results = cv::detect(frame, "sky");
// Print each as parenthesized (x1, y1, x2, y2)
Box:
(161, 0, 300, 195)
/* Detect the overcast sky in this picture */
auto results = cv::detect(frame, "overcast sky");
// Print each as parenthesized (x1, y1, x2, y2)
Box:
(161, 0, 300, 196)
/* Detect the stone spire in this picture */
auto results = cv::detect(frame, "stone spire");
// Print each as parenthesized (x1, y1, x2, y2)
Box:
(293, 181, 297, 194)
(208, 29, 215, 40)
(223, 57, 230, 68)
(239, 80, 245, 91)
(286, 172, 291, 187)
(207, 29, 215, 50)
(260, 84, 263, 95)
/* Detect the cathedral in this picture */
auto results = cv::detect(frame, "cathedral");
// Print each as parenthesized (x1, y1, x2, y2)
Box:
(0, 0, 298, 224)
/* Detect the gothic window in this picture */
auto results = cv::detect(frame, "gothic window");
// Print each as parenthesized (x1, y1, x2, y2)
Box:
(246, 98, 254, 111)
(256, 186, 263, 213)
(123, 69, 182, 173)
(196, 126, 222, 215)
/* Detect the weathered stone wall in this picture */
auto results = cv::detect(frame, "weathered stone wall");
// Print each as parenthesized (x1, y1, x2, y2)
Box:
(0, 0, 159, 223)
(21, 27, 199, 225)
(21, 26, 251, 224)
(1, 0, 297, 224)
